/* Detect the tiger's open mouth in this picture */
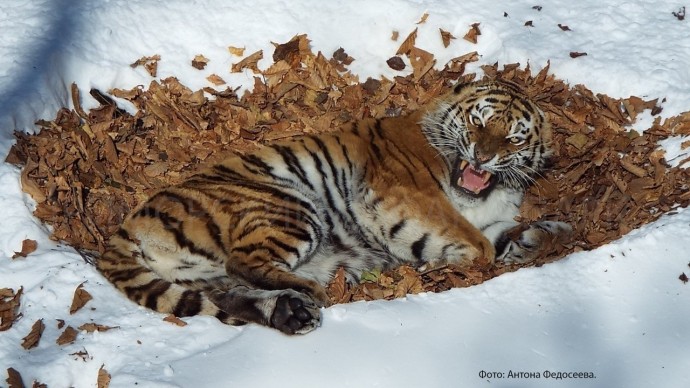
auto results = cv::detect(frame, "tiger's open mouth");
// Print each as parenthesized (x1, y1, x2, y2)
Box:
(452, 159, 495, 196)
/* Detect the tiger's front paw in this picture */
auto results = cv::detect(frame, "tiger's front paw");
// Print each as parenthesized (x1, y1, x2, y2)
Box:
(498, 221, 572, 265)
(270, 290, 322, 335)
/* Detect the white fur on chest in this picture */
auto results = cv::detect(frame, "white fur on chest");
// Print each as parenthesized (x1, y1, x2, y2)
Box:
(450, 187, 523, 231)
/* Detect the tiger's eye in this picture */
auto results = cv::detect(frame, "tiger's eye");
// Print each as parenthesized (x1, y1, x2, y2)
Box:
(509, 137, 526, 146)
(470, 115, 482, 126)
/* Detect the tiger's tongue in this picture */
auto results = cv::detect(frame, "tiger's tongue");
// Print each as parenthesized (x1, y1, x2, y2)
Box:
(458, 165, 491, 193)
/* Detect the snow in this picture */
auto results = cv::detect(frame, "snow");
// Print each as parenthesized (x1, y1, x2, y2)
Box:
(1, 0, 689, 387)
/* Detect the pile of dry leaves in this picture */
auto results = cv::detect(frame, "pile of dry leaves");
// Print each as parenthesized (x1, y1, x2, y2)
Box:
(6, 32, 690, 306)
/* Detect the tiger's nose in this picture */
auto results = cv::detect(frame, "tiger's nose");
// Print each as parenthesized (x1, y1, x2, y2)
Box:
(474, 149, 494, 164)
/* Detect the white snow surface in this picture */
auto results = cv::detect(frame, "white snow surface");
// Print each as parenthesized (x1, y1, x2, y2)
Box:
(1, 0, 689, 387)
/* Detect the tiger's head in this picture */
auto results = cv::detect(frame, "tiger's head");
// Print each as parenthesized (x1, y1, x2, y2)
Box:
(421, 80, 552, 197)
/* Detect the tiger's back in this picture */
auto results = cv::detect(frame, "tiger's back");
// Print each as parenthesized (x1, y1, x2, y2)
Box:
(97, 80, 571, 334)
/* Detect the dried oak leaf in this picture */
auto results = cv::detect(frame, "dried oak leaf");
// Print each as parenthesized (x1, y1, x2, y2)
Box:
(391, 30, 399, 41)
(524, 20, 534, 27)
(394, 266, 424, 298)
(32, 381, 47, 388)
(130, 55, 160, 77)
(463, 23, 481, 44)
(21, 319, 45, 350)
(78, 323, 118, 333)
(98, 365, 111, 388)
(70, 283, 93, 314)
(680, 273, 689, 284)
(231, 50, 263, 73)
(56, 326, 79, 345)
(533, 5, 543, 11)
(206, 74, 226, 86)
(396, 28, 418, 56)
(6, 368, 24, 388)
(415, 12, 429, 24)
(163, 314, 188, 327)
(558, 24, 572, 31)
(439, 28, 456, 48)
(570, 51, 588, 58)
(387, 56, 406, 71)
(0, 287, 23, 331)
(191, 54, 209, 70)
(327, 267, 350, 304)
(272, 34, 310, 67)
(12, 239, 37, 259)
(332, 47, 354, 65)
(228, 46, 245, 57)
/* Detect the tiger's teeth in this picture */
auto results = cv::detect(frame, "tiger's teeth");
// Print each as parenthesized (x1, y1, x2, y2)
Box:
(460, 160, 468, 170)
(482, 172, 493, 183)
(473, 188, 481, 195)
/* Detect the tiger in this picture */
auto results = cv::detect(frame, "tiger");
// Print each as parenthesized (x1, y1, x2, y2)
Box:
(96, 80, 572, 335)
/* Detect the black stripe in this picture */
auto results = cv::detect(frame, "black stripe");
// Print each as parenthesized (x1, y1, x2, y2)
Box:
(107, 266, 151, 283)
(135, 208, 220, 262)
(270, 144, 315, 190)
(173, 290, 203, 317)
(266, 236, 302, 259)
(144, 279, 172, 310)
(152, 191, 227, 255)
(411, 233, 429, 261)
(230, 243, 288, 265)
(238, 154, 274, 175)
(374, 119, 385, 138)
(389, 219, 406, 238)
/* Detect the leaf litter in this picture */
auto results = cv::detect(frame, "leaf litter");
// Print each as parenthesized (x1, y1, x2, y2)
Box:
(6, 31, 690, 307)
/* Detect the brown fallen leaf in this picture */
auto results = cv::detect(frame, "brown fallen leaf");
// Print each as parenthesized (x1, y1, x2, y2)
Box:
(440, 28, 456, 48)
(206, 74, 226, 86)
(130, 55, 161, 77)
(163, 314, 188, 327)
(70, 349, 90, 361)
(231, 50, 263, 73)
(680, 273, 689, 284)
(6, 367, 24, 388)
(0, 287, 23, 331)
(396, 28, 418, 56)
(386, 56, 406, 71)
(12, 239, 37, 259)
(391, 30, 399, 41)
(415, 12, 429, 24)
(570, 51, 588, 58)
(558, 23, 571, 31)
(191, 54, 209, 70)
(70, 283, 93, 314)
(228, 46, 245, 57)
(524, 20, 534, 27)
(32, 381, 47, 388)
(97, 365, 111, 388)
(332, 47, 354, 65)
(462, 23, 481, 44)
(327, 267, 349, 304)
(21, 319, 45, 350)
(78, 323, 118, 333)
(56, 326, 79, 345)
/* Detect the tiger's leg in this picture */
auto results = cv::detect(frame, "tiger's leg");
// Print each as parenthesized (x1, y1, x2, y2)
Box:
(207, 287, 321, 335)
(370, 192, 496, 269)
(495, 221, 572, 264)
(217, 222, 331, 334)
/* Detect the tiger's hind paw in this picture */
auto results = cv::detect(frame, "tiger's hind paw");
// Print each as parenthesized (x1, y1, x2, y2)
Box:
(270, 290, 322, 335)
(498, 221, 572, 265)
